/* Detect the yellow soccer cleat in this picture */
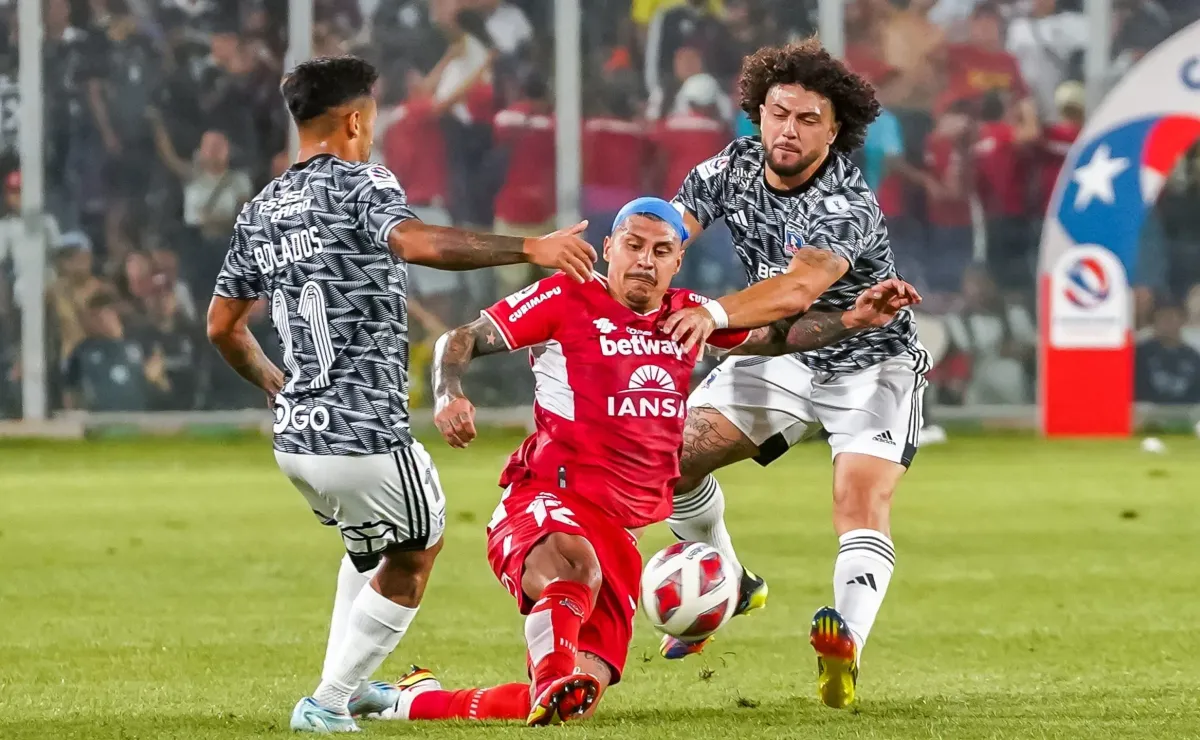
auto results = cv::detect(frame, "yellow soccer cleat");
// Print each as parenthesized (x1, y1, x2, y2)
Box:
(809, 606, 859, 709)
(526, 673, 600, 727)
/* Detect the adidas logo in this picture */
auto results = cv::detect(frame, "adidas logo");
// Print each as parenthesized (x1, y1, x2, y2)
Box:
(846, 573, 878, 591)
(871, 431, 896, 445)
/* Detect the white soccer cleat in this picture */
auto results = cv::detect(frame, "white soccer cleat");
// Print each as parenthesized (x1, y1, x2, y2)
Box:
(289, 697, 360, 733)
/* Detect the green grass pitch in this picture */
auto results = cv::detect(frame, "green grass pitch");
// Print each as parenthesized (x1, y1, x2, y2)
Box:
(2, 433, 1199, 739)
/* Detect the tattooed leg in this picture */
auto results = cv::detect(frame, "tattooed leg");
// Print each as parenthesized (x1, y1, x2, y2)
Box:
(676, 407, 760, 492)
(668, 407, 759, 579)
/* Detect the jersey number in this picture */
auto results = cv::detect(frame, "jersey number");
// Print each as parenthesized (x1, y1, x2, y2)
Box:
(272, 281, 337, 393)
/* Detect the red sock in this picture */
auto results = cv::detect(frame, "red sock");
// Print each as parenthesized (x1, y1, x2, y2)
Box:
(525, 580, 595, 695)
(408, 683, 530, 720)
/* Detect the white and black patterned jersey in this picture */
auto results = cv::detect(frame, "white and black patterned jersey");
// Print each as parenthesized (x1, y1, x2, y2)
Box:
(673, 136, 918, 375)
(215, 155, 417, 455)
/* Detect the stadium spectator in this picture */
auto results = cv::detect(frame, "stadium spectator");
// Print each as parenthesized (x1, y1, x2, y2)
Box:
(1183, 284, 1200, 351)
(582, 84, 649, 243)
(0, 171, 61, 313)
(973, 91, 1038, 294)
(1005, 0, 1087, 122)
(490, 73, 557, 294)
(1035, 81, 1084, 215)
(643, 0, 730, 116)
(131, 277, 205, 410)
(1135, 303, 1200, 404)
(922, 100, 976, 295)
(650, 72, 731, 200)
(383, 67, 450, 222)
(62, 292, 157, 412)
(148, 113, 253, 293)
(942, 4, 1039, 137)
(874, 0, 944, 118)
(943, 265, 1037, 404)
(46, 232, 107, 362)
(472, 0, 534, 56)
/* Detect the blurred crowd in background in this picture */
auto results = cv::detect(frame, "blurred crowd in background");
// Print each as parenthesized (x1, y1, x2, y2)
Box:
(1, 0, 1199, 418)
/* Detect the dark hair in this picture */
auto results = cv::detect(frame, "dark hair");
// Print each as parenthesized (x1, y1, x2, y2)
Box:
(737, 38, 880, 153)
(87, 292, 120, 313)
(280, 56, 379, 124)
(979, 91, 1005, 122)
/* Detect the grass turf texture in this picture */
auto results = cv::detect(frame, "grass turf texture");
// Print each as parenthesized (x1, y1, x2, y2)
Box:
(2, 433, 1198, 739)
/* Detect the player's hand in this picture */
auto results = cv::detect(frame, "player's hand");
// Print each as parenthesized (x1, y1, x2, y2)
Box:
(434, 395, 477, 449)
(663, 306, 717, 355)
(848, 279, 922, 328)
(523, 221, 596, 283)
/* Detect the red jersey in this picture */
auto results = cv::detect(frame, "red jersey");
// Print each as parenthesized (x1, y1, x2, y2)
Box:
(924, 133, 973, 228)
(944, 44, 1029, 104)
(493, 102, 557, 225)
(481, 273, 749, 529)
(1037, 120, 1081, 211)
(972, 120, 1027, 218)
(651, 114, 731, 201)
(583, 117, 648, 213)
(383, 98, 446, 207)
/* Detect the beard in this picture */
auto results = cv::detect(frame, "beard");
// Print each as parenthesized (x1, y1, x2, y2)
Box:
(766, 144, 825, 179)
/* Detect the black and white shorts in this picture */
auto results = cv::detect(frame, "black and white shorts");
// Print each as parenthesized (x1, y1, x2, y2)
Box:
(690, 349, 929, 468)
(274, 441, 447, 566)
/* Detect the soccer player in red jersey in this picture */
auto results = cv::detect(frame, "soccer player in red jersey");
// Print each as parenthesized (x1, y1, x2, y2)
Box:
(376, 198, 918, 726)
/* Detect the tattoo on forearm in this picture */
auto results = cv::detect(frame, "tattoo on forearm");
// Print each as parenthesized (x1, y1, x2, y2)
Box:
(406, 225, 527, 270)
(216, 328, 284, 395)
(432, 317, 506, 401)
(781, 310, 857, 352)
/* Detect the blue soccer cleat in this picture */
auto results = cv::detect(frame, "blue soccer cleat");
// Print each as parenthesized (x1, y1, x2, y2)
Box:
(659, 567, 769, 659)
(347, 680, 401, 718)
(289, 697, 360, 733)
(809, 606, 859, 709)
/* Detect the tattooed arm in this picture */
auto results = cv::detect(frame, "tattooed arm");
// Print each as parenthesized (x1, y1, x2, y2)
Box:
(389, 220, 597, 282)
(725, 310, 868, 355)
(431, 316, 509, 448)
(723, 278, 923, 356)
(206, 296, 285, 404)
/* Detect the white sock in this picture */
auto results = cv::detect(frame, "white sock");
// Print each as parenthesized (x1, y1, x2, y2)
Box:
(322, 555, 373, 679)
(668, 475, 744, 579)
(832, 529, 895, 656)
(312, 585, 418, 713)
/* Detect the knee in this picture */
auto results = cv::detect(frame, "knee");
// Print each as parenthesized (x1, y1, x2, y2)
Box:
(529, 533, 603, 596)
(832, 467, 897, 532)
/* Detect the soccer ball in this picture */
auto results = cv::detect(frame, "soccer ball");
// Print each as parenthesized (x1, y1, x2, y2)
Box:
(640, 542, 739, 640)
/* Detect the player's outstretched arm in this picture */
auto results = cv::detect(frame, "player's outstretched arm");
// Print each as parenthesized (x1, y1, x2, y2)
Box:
(388, 220, 597, 283)
(431, 316, 509, 448)
(665, 248, 852, 352)
(725, 279, 922, 356)
(206, 296, 285, 404)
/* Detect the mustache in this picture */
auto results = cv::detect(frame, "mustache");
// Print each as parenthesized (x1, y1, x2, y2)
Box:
(625, 270, 656, 283)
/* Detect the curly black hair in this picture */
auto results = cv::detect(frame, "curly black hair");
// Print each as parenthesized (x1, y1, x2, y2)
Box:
(738, 38, 881, 154)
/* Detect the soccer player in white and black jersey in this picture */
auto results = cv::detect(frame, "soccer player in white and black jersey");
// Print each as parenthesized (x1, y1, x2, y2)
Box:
(656, 40, 930, 709)
(205, 56, 596, 733)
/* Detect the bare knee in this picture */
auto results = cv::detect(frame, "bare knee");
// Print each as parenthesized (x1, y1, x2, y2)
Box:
(831, 453, 905, 536)
(372, 537, 443, 607)
(522, 533, 603, 601)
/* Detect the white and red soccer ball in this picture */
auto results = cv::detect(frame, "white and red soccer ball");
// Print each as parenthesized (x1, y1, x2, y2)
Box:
(640, 542, 739, 640)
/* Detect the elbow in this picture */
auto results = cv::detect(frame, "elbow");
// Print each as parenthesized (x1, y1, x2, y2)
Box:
(775, 289, 817, 320)
(206, 319, 234, 348)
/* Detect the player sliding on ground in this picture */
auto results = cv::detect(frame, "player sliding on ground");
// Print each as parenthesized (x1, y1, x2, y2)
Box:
(205, 56, 596, 734)
(372, 197, 919, 726)
(657, 39, 929, 710)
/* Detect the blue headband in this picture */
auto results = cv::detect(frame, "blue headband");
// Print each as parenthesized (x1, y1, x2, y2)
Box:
(612, 197, 689, 243)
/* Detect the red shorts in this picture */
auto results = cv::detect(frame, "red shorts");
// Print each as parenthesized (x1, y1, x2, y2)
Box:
(486, 481, 642, 684)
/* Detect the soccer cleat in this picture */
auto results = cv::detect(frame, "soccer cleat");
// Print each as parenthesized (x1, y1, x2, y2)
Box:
(809, 606, 859, 709)
(289, 697, 361, 733)
(347, 680, 401, 719)
(526, 673, 601, 726)
(659, 567, 769, 659)
(375, 666, 442, 721)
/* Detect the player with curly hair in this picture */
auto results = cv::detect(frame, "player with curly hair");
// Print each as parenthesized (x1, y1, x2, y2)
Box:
(657, 39, 930, 710)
